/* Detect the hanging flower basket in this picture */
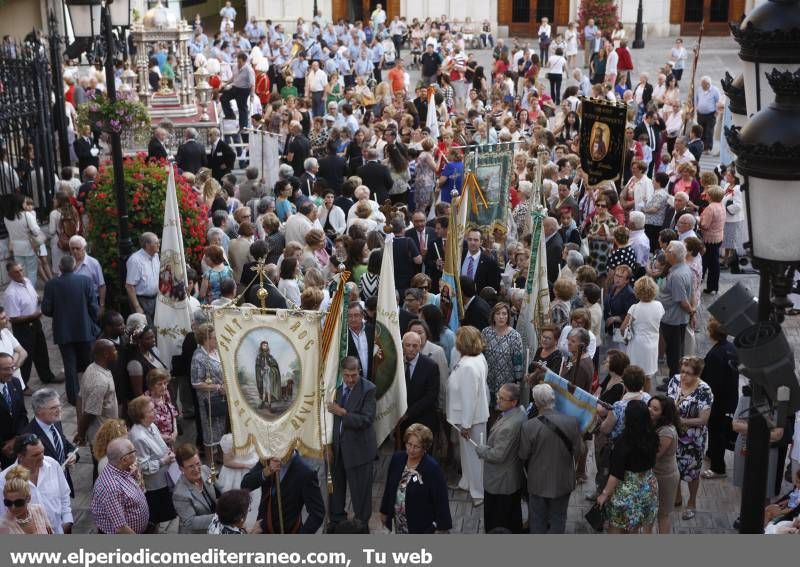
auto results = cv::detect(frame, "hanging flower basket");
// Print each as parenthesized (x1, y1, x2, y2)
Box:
(77, 93, 150, 135)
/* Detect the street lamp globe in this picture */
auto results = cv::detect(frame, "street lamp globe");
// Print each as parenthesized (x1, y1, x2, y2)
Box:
(727, 69, 800, 266)
(107, 0, 133, 28)
(730, 0, 800, 118)
(66, 0, 102, 39)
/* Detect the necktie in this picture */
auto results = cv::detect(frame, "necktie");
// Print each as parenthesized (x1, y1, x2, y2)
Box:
(467, 255, 475, 280)
(648, 125, 654, 148)
(50, 424, 64, 463)
(1, 384, 11, 411)
(418, 231, 426, 253)
(339, 387, 351, 434)
(405, 361, 411, 383)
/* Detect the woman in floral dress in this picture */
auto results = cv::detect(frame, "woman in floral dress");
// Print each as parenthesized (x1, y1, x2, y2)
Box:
(414, 138, 437, 213)
(667, 355, 713, 520)
(481, 303, 524, 412)
(586, 195, 618, 280)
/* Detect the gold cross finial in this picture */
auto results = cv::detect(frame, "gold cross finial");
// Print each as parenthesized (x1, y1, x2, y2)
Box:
(250, 258, 270, 309)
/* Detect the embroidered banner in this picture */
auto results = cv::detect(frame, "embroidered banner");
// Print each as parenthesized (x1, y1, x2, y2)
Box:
(579, 98, 628, 185)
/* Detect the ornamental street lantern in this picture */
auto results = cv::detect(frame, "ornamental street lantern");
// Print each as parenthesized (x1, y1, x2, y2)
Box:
(66, 0, 102, 39)
(726, 69, 800, 269)
(730, 0, 800, 118)
(721, 72, 747, 129)
(107, 0, 132, 28)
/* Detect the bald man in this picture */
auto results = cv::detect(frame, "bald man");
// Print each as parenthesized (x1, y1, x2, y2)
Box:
(74, 339, 118, 448)
(397, 332, 439, 439)
(90, 438, 149, 534)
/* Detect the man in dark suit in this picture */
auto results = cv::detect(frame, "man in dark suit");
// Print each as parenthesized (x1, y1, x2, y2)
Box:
(557, 209, 582, 248)
(406, 210, 436, 275)
(327, 356, 377, 526)
(460, 276, 491, 330)
(391, 218, 422, 296)
(175, 128, 207, 174)
(239, 241, 289, 309)
(24, 388, 77, 493)
(297, 157, 319, 200)
(0, 353, 27, 468)
(346, 303, 375, 381)
(73, 125, 99, 173)
(241, 451, 325, 534)
(207, 127, 236, 181)
(147, 127, 170, 162)
(356, 148, 394, 204)
(543, 217, 564, 290)
(397, 332, 439, 438)
(283, 121, 311, 177)
(42, 255, 99, 407)
(317, 140, 347, 193)
(461, 228, 501, 294)
(633, 110, 661, 176)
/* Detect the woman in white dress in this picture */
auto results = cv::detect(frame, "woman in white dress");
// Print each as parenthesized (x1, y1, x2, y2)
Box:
(564, 21, 579, 71)
(446, 326, 489, 507)
(620, 276, 664, 387)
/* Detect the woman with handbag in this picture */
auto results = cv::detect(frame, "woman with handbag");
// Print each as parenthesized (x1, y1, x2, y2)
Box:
(191, 323, 227, 466)
(3, 193, 45, 286)
(619, 276, 664, 390)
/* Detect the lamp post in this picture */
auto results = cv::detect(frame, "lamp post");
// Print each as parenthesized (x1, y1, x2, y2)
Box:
(632, 0, 645, 49)
(725, 67, 800, 533)
(67, 0, 133, 300)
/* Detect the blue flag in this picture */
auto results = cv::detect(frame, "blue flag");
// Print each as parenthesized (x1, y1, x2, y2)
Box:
(543, 369, 599, 433)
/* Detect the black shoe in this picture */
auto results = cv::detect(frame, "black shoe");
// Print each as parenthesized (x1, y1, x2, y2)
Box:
(703, 288, 717, 295)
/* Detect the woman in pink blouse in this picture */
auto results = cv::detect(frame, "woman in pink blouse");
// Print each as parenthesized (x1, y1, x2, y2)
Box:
(145, 369, 179, 448)
(699, 186, 727, 295)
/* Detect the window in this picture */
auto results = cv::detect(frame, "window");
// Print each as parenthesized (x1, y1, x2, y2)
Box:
(512, 0, 531, 23)
(536, 0, 555, 22)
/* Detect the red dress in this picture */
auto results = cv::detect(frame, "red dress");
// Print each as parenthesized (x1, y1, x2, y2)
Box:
(616, 47, 634, 72)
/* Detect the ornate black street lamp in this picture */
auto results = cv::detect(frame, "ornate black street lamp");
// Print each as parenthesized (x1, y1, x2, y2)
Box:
(632, 0, 645, 49)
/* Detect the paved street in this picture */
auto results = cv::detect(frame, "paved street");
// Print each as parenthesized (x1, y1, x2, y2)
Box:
(22, 34, 782, 534)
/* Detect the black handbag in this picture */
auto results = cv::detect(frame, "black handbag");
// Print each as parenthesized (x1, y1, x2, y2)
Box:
(584, 502, 605, 532)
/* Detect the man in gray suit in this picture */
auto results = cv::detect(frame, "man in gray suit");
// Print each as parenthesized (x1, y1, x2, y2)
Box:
(476, 383, 527, 533)
(327, 356, 377, 527)
(518, 383, 583, 534)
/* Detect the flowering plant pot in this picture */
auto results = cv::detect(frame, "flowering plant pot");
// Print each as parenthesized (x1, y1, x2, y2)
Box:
(77, 93, 150, 135)
(85, 155, 207, 294)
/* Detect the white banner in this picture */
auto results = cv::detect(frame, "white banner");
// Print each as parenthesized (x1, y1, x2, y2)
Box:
(212, 307, 325, 460)
(248, 131, 282, 194)
(154, 166, 192, 371)
(372, 243, 407, 446)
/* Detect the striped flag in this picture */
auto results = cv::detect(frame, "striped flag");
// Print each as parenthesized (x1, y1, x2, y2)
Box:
(516, 205, 551, 356)
(154, 166, 192, 371)
(372, 242, 408, 446)
(320, 274, 350, 444)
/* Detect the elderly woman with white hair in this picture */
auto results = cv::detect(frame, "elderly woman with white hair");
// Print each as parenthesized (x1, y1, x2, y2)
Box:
(346, 185, 386, 225)
(627, 211, 651, 267)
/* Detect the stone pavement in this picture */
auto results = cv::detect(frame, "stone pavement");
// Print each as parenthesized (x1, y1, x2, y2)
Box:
(27, 266, 782, 534)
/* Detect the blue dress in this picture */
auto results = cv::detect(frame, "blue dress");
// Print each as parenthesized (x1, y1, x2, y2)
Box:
(439, 161, 464, 203)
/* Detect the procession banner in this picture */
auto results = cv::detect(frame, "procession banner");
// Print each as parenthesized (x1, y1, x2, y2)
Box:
(465, 150, 513, 236)
(544, 369, 599, 433)
(320, 273, 350, 444)
(579, 98, 628, 185)
(441, 179, 472, 331)
(372, 243, 408, 446)
(426, 85, 439, 141)
(516, 206, 551, 361)
(248, 131, 282, 195)
(211, 307, 325, 459)
(154, 166, 192, 371)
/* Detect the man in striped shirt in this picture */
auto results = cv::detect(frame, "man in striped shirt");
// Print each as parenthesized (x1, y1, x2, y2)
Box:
(90, 438, 149, 534)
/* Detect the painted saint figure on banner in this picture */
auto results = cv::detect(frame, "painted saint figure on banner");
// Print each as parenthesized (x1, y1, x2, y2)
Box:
(590, 122, 610, 161)
(236, 329, 301, 419)
(158, 249, 187, 301)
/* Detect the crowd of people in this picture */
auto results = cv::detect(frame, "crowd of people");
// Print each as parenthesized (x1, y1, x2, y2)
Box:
(0, 5, 798, 536)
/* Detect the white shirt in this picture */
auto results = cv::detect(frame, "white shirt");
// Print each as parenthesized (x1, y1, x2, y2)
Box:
(349, 325, 370, 379)
(125, 248, 160, 296)
(606, 50, 619, 75)
(0, 329, 22, 380)
(0, 457, 72, 533)
(307, 69, 328, 92)
(632, 176, 654, 212)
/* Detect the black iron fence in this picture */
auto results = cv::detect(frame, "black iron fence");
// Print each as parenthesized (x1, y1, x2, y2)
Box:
(0, 40, 59, 214)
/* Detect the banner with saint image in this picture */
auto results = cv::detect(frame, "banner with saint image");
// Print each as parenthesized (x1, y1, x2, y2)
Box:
(211, 307, 326, 460)
(464, 150, 513, 237)
(579, 98, 628, 185)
